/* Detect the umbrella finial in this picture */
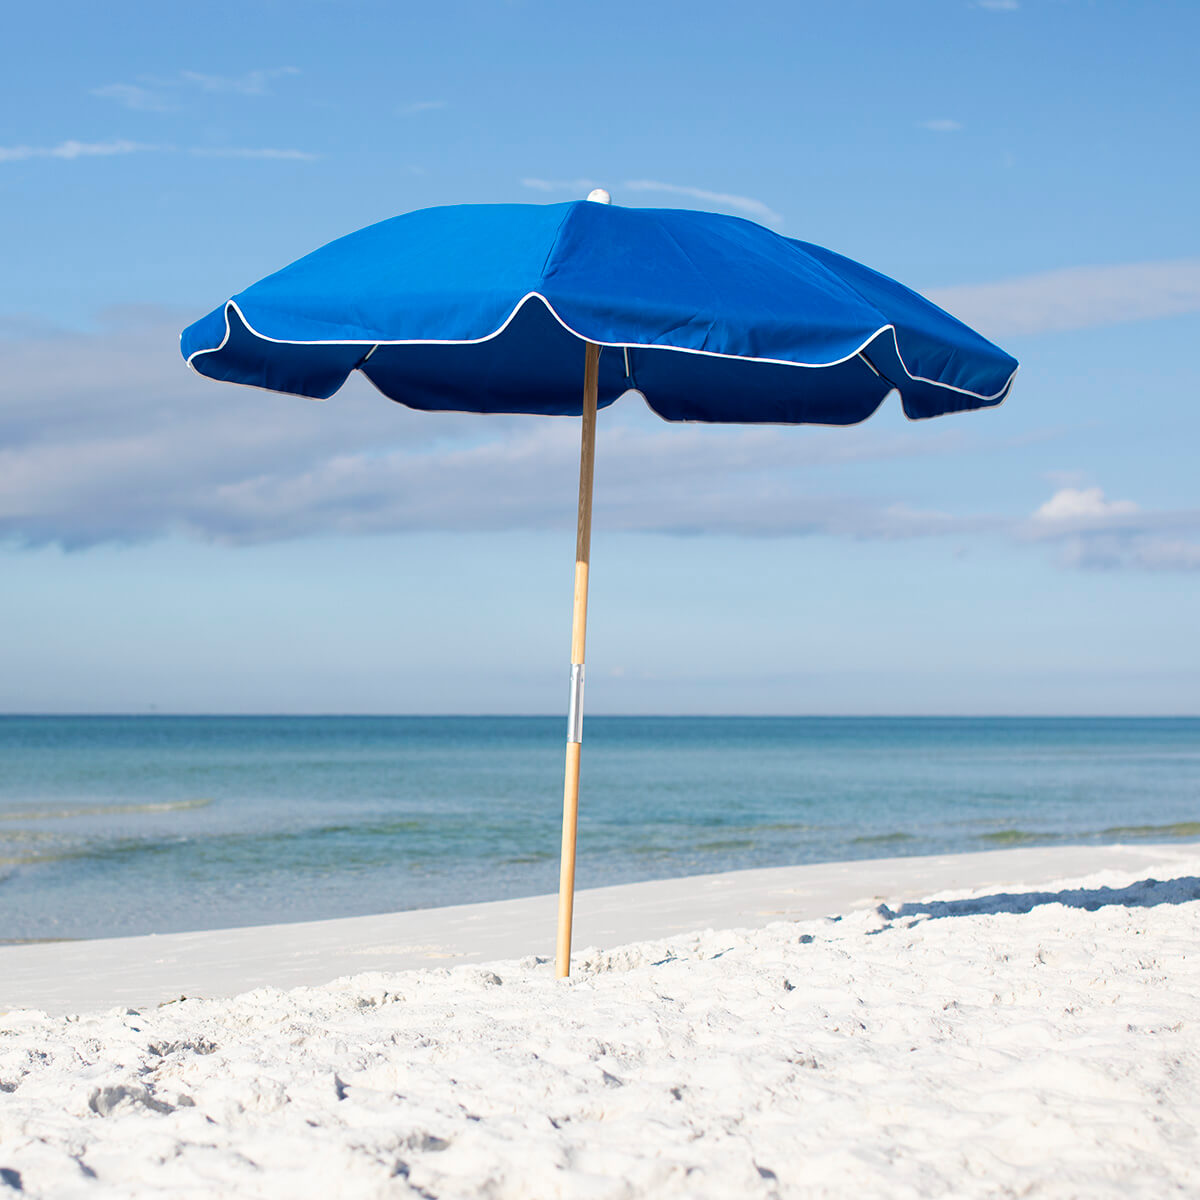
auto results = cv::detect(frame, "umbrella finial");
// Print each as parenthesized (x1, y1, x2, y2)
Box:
(586, 188, 612, 205)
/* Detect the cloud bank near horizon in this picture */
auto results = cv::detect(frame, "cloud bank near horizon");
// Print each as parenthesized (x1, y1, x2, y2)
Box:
(3, 301, 1196, 569)
(1, 312, 996, 551)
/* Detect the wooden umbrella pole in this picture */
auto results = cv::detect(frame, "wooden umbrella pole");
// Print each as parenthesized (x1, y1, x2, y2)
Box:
(556, 341, 600, 979)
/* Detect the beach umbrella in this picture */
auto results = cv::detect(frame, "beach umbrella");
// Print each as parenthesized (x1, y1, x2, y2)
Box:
(181, 190, 1018, 977)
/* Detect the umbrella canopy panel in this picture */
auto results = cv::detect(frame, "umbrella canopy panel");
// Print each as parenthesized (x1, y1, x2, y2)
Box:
(182, 201, 1017, 424)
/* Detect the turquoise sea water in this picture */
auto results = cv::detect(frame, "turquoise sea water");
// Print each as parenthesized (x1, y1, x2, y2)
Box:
(1, 716, 1198, 941)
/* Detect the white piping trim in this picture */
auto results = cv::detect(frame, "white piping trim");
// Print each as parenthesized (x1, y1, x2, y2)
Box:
(185, 292, 1018, 404)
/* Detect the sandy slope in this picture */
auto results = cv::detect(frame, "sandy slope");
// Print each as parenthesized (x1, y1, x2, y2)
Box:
(0, 842, 1190, 1015)
(1, 849, 1199, 1197)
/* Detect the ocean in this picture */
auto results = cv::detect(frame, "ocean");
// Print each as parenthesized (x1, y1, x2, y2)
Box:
(1, 715, 1197, 942)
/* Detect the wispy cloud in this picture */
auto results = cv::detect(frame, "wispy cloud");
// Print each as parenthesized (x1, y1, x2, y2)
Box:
(521, 177, 782, 225)
(975, 0, 1019, 10)
(917, 119, 964, 133)
(91, 83, 173, 112)
(189, 147, 319, 161)
(521, 177, 599, 194)
(0, 139, 160, 164)
(1, 140, 317, 166)
(622, 180, 782, 225)
(1051, 534, 1200, 572)
(399, 100, 446, 116)
(95, 68, 299, 111)
(1123, 540, 1200, 570)
(178, 67, 300, 96)
(927, 258, 1200, 338)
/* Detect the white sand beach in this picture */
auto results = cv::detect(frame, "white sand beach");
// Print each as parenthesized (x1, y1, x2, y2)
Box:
(2, 843, 1199, 1198)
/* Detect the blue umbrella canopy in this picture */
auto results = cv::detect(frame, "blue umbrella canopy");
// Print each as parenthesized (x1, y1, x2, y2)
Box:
(181, 199, 1017, 423)
(181, 195, 1017, 978)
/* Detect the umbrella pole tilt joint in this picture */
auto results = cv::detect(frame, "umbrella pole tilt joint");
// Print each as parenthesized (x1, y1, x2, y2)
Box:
(556, 341, 600, 979)
(566, 663, 585, 744)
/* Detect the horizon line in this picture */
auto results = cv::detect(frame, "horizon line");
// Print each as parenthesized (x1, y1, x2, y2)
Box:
(2, 712, 1197, 721)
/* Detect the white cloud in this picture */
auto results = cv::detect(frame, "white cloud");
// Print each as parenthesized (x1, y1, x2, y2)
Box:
(917, 119, 964, 133)
(927, 258, 1200, 338)
(975, 0, 1019, 9)
(91, 83, 173, 112)
(399, 100, 446, 116)
(178, 67, 300, 95)
(1026, 487, 1200, 572)
(0, 139, 160, 164)
(1033, 487, 1139, 524)
(189, 147, 319, 161)
(622, 180, 782, 226)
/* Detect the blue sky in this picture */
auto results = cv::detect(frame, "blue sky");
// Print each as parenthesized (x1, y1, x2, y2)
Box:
(2, 0, 1198, 714)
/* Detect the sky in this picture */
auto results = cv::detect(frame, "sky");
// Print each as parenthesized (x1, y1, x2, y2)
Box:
(2, 0, 1198, 715)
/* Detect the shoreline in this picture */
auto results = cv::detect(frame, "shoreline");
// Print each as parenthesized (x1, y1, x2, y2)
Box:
(2, 841, 1198, 1197)
(2, 840, 1192, 1016)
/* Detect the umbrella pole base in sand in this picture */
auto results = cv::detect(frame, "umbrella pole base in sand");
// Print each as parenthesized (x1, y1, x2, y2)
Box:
(556, 342, 599, 979)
